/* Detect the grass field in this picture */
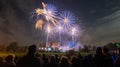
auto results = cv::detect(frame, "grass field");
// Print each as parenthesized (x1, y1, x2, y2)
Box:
(0, 51, 95, 58)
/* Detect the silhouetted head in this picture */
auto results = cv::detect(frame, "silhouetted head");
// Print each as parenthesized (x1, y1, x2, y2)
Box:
(103, 47, 109, 54)
(49, 55, 55, 62)
(28, 45, 36, 54)
(55, 54, 58, 58)
(60, 56, 69, 64)
(71, 56, 79, 65)
(96, 47, 102, 54)
(118, 48, 120, 55)
(42, 54, 46, 58)
(5, 55, 15, 62)
(0, 57, 3, 63)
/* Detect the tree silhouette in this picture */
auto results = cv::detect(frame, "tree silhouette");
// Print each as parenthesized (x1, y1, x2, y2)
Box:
(6, 42, 18, 52)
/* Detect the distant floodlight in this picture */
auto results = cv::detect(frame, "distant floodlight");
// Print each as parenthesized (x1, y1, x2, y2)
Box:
(39, 47, 41, 49)
(48, 48, 52, 51)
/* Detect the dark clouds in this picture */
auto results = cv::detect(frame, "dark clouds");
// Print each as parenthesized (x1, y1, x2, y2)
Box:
(0, 0, 120, 46)
(0, 0, 37, 45)
(89, 10, 120, 45)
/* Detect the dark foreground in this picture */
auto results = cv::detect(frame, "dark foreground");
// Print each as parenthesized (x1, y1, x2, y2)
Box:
(0, 45, 120, 67)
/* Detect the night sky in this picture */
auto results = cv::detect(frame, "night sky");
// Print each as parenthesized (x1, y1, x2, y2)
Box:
(0, 0, 120, 46)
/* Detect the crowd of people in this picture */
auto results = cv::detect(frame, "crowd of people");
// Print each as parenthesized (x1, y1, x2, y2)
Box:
(0, 44, 120, 67)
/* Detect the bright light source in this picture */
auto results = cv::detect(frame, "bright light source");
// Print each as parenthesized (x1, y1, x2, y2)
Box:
(39, 47, 41, 49)
(72, 28, 76, 35)
(67, 47, 69, 49)
(64, 18, 69, 23)
(48, 10, 52, 15)
(58, 26, 62, 30)
(35, 8, 43, 15)
(48, 48, 52, 51)
(47, 25, 51, 33)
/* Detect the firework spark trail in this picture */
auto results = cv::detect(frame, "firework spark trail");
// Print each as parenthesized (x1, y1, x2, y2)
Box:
(35, 19, 44, 29)
(33, 2, 58, 46)
(57, 26, 62, 45)
(59, 11, 76, 32)
(35, 2, 58, 29)
(46, 24, 51, 47)
(31, 2, 83, 50)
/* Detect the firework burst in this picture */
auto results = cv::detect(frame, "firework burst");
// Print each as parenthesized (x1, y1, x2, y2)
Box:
(59, 11, 76, 32)
(35, 2, 58, 29)
(31, 2, 83, 49)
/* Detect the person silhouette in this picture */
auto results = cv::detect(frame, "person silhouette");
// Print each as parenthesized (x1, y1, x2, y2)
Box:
(4, 54, 16, 67)
(93, 47, 104, 67)
(102, 47, 114, 67)
(59, 56, 69, 67)
(16, 45, 41, 67)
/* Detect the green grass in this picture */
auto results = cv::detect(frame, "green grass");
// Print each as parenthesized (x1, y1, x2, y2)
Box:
(0, 51, 95, 58)
(0, 52, 26, 58)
